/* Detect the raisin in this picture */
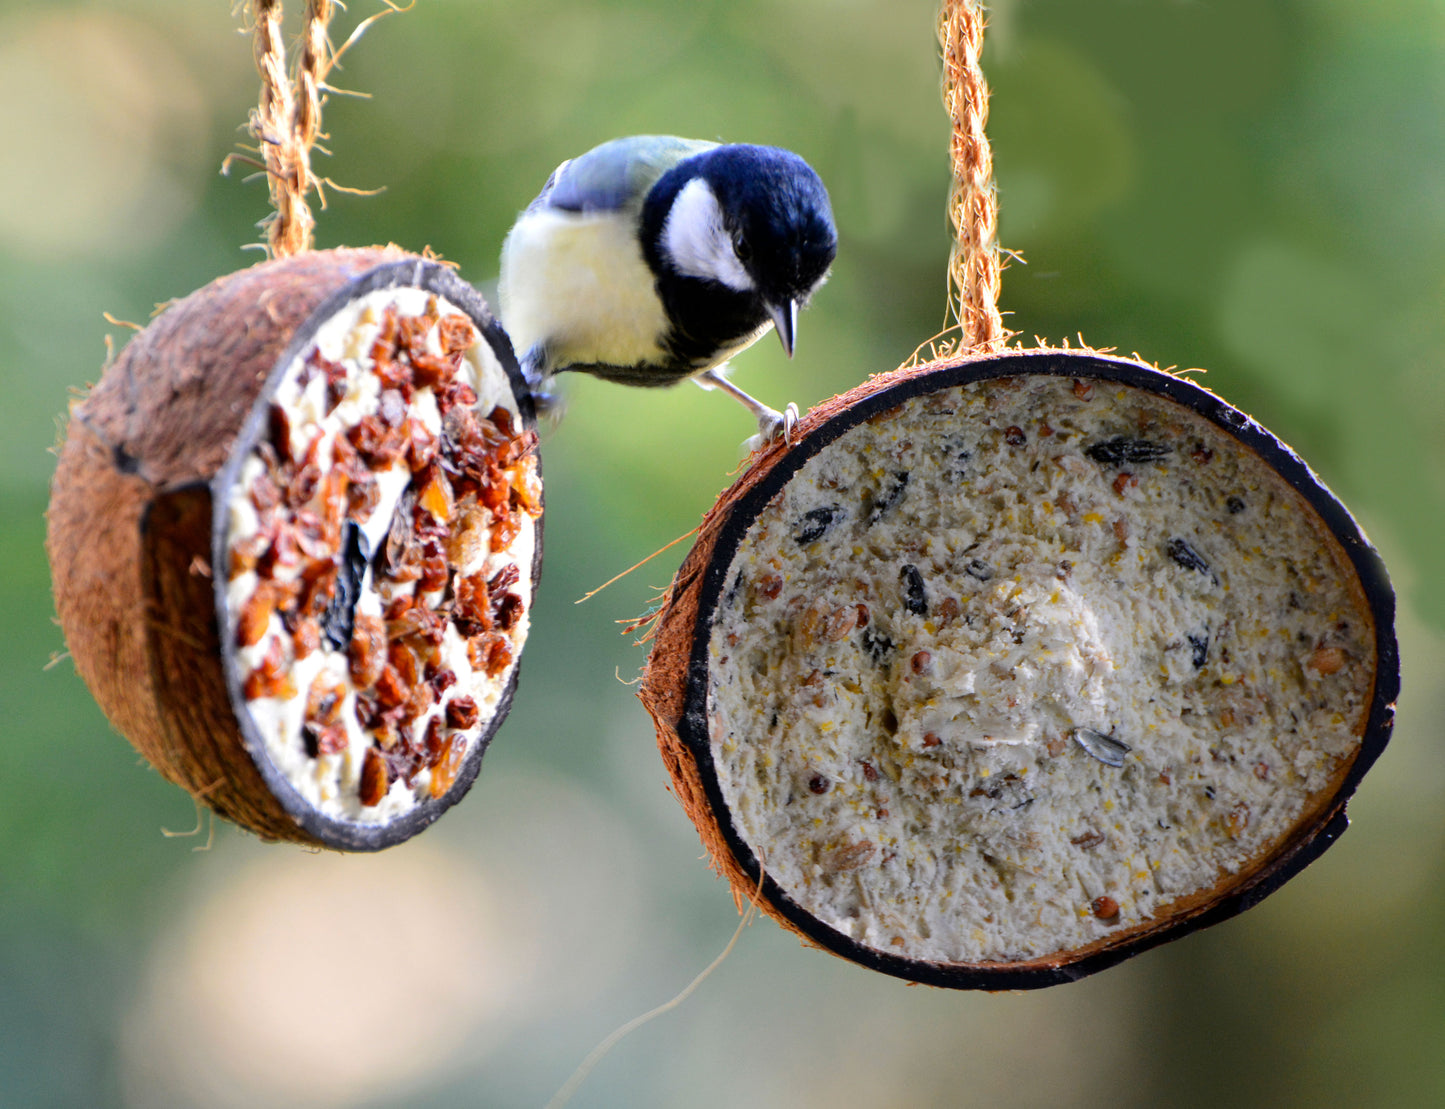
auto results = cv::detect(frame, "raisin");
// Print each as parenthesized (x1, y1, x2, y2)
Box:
(494, 592, 524, 631)
(242, 636, 296, 701)
(429, 734, 468, 799)
(415, 464, 455, 523)
(405, 418, 439, 473)
(436, 314, 475, 357)
(468, 633, 513, 678)
(488, 564, 520, 596)
(453, 573, 493, 635)
(489, 510, 520, 554)
(399, 679, 435, 724)
(292, 510, 330, 561)
(417, 552, 450, 594)
(236, 582, 279, 647)
(298, 559, 338, 619)
(269, 403, 295, 464)
(374, 664, 408, 710)
(305, 673, 346, 727)
(292, 617, 320, 660)
(1003, 425, 1027, 447)
(446, 696, 480, 730)
(808, 775, 830, 795)
(250, 469, 281, 514)
(349, 613, 387, 688)
(387, 641, 421, 689)
(284, 462, 322, 511)
(390, 313, 427, 357)
(435, 380, 477, 416)
(411, 352, 456, 390)
(489, 406, 516, 439)
(359, 747, 390, 807)
(422, 716, 447, 765)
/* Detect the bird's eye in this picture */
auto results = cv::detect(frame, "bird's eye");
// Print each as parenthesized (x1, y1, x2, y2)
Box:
(733, 232, 751, 263)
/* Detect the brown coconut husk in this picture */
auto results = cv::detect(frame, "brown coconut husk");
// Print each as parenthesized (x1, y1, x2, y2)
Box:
(640, 349, 1398, 989)
(48, 247, 537, 849)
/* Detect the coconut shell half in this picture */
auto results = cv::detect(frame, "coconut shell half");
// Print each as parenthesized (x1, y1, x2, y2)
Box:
(48, 248, 542, 850)
(641, 350, 1396, 988)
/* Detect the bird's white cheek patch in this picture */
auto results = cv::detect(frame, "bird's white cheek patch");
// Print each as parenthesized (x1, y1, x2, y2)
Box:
(663, 178, 755, 293)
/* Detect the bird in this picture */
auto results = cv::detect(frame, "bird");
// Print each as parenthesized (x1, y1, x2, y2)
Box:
(498, 135, 837, 444)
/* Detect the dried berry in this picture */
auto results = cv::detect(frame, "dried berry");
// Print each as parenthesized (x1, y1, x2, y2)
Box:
(446, 696, 480, 730)
(359, 747, 390, 807)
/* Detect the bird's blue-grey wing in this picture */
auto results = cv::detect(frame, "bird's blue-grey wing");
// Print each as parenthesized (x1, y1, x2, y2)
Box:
(530, 135, 717, 215)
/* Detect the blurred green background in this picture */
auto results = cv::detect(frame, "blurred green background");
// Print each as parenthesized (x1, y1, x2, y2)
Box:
(2, 1, 1442, 1106)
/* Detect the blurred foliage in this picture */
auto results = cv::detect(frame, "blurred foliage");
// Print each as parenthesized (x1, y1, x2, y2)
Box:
(0, 1, 1441, 1107)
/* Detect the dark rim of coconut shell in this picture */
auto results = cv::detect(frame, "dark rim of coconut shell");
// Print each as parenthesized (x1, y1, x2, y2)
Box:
(212, 258, 541, 852)
(676, 349, 1398, 989)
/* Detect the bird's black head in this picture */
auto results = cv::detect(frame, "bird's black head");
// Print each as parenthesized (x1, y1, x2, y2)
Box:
(640, 142, 837, 367)
(697, 144, 838, 308)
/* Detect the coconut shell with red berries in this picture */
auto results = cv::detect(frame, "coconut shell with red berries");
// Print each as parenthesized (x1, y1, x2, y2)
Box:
(48, 248, 543, 850)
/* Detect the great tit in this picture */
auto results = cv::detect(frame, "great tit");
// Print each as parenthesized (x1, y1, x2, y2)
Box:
(498, 135, 837, 443)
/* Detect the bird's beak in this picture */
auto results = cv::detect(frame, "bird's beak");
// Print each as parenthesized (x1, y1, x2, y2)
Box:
(769, 298, 798, 359)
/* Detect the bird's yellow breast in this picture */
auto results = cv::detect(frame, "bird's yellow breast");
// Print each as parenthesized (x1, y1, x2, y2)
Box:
(498, 209, 670, 370)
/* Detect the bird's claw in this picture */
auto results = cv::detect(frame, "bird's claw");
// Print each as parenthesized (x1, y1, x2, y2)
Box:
(744, 401, 800, 453)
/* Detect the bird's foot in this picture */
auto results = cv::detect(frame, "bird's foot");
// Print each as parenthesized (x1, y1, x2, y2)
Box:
(695, 368, 799, 452)
(743, 401, 800, 453)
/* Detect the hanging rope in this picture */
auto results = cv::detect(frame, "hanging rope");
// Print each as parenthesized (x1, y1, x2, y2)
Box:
(939, 0, 1007, 353)
(248, 0, 332, 257)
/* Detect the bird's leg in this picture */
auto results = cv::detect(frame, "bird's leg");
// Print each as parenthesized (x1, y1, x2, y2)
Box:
(694, 366, 799, 447)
